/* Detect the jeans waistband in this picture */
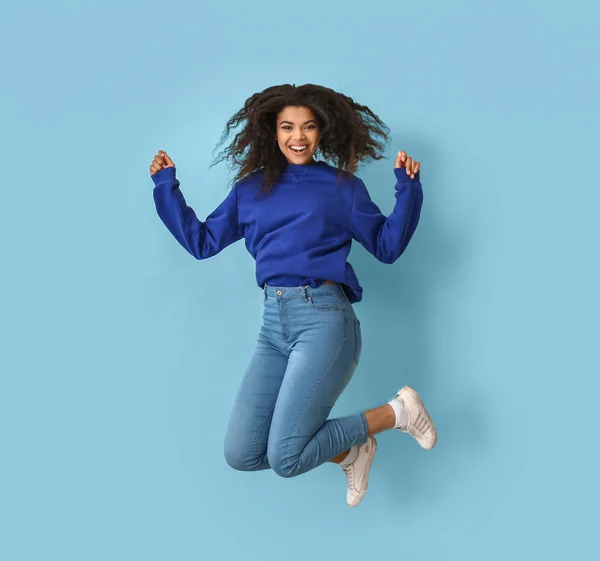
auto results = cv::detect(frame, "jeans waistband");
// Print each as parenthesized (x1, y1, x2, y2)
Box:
(263, 283, 344, 300)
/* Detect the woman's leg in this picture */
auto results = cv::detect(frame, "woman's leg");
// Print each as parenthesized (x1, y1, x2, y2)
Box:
(223, 295, 289, 471)
(264, 284, 437, 478)
(329, 404, 396, 463)
(266, 287, 368, 478)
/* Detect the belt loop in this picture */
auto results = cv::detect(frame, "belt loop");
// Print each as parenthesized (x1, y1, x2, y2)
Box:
(263, 284, 267, 301)
(302, 285, 310, 303)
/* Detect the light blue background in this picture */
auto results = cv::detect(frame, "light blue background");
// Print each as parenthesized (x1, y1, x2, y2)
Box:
(1, 0, 599, 559)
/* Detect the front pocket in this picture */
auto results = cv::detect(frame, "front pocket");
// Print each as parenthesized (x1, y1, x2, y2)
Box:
(307, 293, 345, 312)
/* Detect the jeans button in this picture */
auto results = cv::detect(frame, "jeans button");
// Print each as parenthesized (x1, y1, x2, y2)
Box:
(276, 290, 283, 296)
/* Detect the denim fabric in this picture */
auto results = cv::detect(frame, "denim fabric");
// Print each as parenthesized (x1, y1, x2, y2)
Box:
(224, 283, 368, 477)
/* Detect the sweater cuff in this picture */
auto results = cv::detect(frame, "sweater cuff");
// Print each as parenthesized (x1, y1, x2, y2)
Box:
(394, 167, 420, 187)
(151, 166, 177, 186)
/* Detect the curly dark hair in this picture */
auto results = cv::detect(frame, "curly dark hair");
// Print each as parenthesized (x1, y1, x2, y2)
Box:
(211, 83, 390, 188)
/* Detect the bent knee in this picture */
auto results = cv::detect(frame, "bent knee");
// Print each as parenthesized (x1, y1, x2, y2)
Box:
(224, 441, 264, 472)
(268, 448, 303, 479)
(224, 449, 250, 472)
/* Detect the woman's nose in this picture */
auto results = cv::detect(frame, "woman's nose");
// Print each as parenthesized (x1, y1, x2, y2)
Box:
(293, 130, 306, 141)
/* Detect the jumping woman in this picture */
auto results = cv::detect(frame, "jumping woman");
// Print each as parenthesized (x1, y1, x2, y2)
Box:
(149, 83, 437, 507)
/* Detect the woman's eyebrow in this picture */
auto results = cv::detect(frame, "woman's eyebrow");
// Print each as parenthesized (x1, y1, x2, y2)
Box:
(279, 120, 318, 125)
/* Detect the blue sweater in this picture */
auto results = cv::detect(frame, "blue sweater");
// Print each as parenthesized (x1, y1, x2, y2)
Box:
(151, 161, 423, 303)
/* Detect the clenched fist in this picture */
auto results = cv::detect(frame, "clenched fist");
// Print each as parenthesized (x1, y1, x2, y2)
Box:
(395, 150, 420, 179)
(149, 150, 175, 176)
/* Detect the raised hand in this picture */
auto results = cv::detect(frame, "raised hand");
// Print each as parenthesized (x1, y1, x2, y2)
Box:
(149, 150, 176, 176)
(394, 150, 420, 179)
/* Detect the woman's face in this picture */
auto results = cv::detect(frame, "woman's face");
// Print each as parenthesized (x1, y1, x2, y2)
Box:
(276, 105, 321, 165)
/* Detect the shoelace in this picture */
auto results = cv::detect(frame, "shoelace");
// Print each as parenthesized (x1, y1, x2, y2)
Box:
(342, 465, 354, 489)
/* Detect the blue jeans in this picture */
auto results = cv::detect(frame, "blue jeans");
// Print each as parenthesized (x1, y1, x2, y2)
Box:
(224, 283, 369, 478)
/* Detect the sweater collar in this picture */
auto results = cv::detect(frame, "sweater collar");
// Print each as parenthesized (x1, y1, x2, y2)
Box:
(285, 160, 322, 182)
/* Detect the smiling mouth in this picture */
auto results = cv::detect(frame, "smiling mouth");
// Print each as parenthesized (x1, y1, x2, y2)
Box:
(289, 145, 310, 155)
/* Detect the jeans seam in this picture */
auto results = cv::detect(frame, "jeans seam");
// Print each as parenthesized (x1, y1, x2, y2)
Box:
(252, 400, 277, 461)
(359, 411, 368, 439)
(353, 318, 362, 365)
(279, 299, 290, 342)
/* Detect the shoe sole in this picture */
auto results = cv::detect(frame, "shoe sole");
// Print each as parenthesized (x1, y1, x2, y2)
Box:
(401, 386, 437, 450)
(348, 436, 378, 508)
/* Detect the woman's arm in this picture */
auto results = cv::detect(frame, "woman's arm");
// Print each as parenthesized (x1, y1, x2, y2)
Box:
(151, 164, 242, 260)
(350, 152, 423, 263)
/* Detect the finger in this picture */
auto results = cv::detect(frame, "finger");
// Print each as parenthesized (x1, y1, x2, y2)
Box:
(150, 164, 161, 174)
(412, 160, 419, 178)
(395, 151, 403, 168)
(414, 161, 420, 175)
(405, 157, 413, 175)
(163, 153, 175, 167)
(396, 151, 406, 168)
(158, 150, 172, 165)
(153, 156, 165, 167)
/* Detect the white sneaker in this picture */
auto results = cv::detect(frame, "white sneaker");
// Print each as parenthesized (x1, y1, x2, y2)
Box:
(393, 386, 437, 450)
(342, 436, 377, 507)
